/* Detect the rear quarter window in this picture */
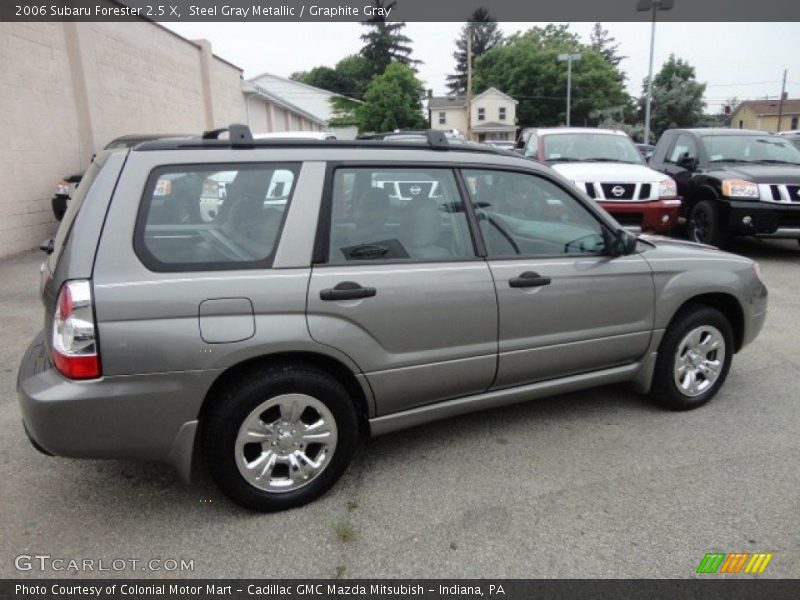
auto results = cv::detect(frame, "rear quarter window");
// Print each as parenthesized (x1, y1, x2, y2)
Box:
(134, 163, 300, 271)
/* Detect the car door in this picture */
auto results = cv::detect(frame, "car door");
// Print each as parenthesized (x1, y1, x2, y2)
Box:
(306, 165, 498, 416)
(662, 133, 699, 198)
(461, 168, 655, 389)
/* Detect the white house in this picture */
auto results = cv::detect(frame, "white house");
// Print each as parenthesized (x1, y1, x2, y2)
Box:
(429, 87, 518, 142)
(248, 72, 361, 139)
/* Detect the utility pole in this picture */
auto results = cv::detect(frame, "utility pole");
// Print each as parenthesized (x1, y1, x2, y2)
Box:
(466, 25, 472, 141)
(557, 53, 582, 127)
(777, 69, 787, 132)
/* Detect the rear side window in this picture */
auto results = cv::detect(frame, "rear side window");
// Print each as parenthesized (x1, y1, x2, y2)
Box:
(134, 163, 299, 271)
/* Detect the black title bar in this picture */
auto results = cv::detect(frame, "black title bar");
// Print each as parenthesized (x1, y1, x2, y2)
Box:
(2, 0, 800, 22)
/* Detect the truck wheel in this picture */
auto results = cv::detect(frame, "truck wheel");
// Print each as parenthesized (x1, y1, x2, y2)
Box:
(203, 364, 359, 512)
(688, 200, 726, 247)
(650, 305, 734, 411)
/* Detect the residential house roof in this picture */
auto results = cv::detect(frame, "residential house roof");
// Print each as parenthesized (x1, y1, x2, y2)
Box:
(472, 121, 517, 131)
(241, 80, 328, 128)
(736, 99, 800, 117)
(429, 88, 519, 110)
(247, 71, 361, 124)
(429, 95, 467, 109)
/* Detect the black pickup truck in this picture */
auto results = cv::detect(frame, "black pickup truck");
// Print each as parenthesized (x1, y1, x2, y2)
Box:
(648, 128, 800, 247)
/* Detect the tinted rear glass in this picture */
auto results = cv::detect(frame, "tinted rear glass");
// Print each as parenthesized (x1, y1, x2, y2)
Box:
(134, 163, 300, 271)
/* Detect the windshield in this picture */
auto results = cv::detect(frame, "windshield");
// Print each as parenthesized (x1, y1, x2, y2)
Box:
(542, 133, 644, 164)
(703, 135, 800, 164)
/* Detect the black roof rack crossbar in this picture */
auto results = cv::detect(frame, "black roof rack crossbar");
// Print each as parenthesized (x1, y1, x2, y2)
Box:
(426, 130, 449, 150)
(201, 124, 254, 148)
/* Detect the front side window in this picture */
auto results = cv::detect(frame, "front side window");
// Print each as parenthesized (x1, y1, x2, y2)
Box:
(463, 169, 607, 257)
(667, 134, 698, 163)
(438, 111, 446, 125)
(327, 168, 475, 263)
(499, 107, 507, 120)
(136, 163, 299, 270)
(477, 108, 485, 121)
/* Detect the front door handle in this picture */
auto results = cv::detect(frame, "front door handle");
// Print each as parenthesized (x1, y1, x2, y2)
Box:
(320, 281, 377, 301)
(509, 271, 551, 288)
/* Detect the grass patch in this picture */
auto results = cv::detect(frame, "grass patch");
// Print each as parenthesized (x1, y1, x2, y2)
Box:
(331, 520, 357, 543)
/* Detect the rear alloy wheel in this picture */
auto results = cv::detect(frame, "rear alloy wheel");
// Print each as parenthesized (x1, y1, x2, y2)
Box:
(689, 200, 726, 247)
(650, 305, 734, 411)
(235, 394, 338, 493)
(203, 365, 358, 511)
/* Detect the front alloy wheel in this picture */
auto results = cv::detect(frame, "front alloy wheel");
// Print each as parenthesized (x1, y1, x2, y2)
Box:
(673, 326, 726, 397)
(650, 304, 734, 411)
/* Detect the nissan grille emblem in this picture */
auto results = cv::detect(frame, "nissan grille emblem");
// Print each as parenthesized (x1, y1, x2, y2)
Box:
(611, 185, 626, 197)
(409, 185, 422, 196)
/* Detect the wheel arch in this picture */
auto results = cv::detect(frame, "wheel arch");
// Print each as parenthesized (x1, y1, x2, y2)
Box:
(198, 351, 373, 440)
(667, 292, 745, 353)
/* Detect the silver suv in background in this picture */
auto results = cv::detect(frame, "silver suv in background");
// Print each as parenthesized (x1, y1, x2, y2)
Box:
(18, 126, 767, 511)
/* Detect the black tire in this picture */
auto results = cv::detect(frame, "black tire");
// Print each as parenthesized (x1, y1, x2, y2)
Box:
(688, 200, 727, 247)
(650, 305, 734, 411)
(202, 364, 359, 512)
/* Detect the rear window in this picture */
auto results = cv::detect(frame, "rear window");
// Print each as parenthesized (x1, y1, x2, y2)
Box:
(134, 163, 300, 271)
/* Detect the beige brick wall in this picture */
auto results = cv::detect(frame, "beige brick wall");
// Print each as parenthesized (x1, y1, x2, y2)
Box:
(0, 23, 84, 257)
(0, 22, 247, 258)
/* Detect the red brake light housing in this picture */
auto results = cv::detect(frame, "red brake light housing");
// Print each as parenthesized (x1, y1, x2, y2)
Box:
(52, 280, 101, 380)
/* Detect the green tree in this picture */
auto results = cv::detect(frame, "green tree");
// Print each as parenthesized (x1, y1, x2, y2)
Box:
(590, 22, 627, 84)
(446, 8, 503, 95)
(641, 54, 706, 141)
(360, 1, 419, 78)
(473, 25, 629, 128)
(291, 55, 372, 100)
(356, 62, 427, 132)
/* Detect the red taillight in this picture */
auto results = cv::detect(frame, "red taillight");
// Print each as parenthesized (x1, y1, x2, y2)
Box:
(52, 280, 101, 380)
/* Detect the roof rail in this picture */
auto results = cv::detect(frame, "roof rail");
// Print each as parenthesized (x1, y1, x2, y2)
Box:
(136, 124, 524, 157)
(201, 124, 254, 148)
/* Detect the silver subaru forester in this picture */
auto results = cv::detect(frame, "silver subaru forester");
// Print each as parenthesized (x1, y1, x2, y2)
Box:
(17, 126, 768, 511)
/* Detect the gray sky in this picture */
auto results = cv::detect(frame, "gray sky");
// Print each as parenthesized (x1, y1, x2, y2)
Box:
(165, 21, 800, 112)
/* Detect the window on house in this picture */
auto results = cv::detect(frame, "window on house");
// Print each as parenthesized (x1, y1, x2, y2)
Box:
(499, 107, 506, 121)
(738, 120, 743, 129)
(791, 116, 799, 130)
(477, 108, 485, 121)
(438, 111, 446, 125)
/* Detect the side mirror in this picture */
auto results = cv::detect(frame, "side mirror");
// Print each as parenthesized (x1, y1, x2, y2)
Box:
(605, 229, 638, 257)
(677, 154, 697, 170)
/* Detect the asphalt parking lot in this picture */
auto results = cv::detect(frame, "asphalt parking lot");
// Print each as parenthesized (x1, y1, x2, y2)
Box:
(1, 239, 799, 579)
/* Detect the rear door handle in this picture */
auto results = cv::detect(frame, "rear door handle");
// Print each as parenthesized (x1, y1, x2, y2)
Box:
(509, 271, 551, 288)
(320, 281, 377, 301)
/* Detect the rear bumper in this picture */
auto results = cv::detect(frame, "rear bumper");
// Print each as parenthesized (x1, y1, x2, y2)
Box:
(726, 200, 800, 238)
(17, 331, 215, 481)
(599, 199, 682, 233)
